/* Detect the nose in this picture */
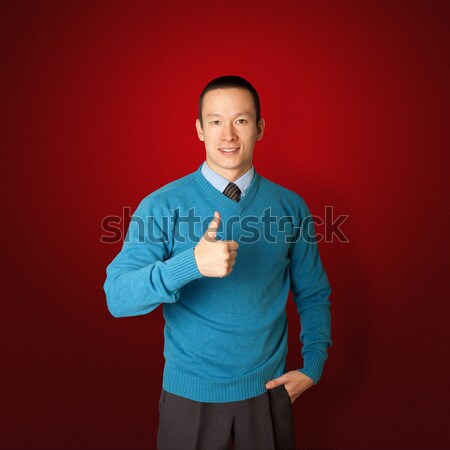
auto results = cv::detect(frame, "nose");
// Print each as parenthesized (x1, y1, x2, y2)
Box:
(221, 122, 237, 141)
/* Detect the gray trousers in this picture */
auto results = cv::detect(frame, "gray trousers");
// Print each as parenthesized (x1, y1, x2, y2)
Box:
(157, 384, 297, 450)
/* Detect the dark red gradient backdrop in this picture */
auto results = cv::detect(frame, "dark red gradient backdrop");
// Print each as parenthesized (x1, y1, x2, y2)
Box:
(1, 1, 449, 449)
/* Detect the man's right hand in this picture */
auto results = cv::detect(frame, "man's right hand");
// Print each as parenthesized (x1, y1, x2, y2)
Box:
(193, 211, 239, 278)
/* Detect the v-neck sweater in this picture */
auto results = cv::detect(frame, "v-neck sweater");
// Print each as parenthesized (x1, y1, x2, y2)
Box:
(103, 162, 332, 402)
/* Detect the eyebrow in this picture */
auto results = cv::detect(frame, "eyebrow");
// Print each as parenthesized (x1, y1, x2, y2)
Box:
(206, 112, 252, 118)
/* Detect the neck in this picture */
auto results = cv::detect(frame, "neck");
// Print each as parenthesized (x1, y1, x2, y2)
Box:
(205, 160, 252, 182)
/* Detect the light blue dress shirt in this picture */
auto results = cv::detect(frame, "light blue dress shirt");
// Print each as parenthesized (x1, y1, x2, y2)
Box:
(200, 161, 254, 198)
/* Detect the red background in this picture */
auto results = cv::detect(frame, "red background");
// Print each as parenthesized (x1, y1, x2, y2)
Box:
(1, 1, 449, 449)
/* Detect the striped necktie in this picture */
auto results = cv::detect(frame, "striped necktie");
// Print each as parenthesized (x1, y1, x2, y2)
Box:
(223, 182, 241, 202)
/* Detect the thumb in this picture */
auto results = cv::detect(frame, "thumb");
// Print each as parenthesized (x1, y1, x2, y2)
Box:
(265, 375, 288, 389)
(205, 211, 221, 240)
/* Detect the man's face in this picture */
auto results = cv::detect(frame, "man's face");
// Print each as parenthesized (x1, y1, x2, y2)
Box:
(195, 87, 265, 181)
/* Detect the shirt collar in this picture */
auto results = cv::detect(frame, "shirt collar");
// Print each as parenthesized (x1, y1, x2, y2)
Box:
(201, 161, 255, 196)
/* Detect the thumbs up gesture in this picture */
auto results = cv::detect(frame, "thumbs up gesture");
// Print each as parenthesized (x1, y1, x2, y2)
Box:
(194, 211, 239, 278)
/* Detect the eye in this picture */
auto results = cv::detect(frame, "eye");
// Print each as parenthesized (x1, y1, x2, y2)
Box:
(210, 120, 221, 125)
(236, 119, 247, 124)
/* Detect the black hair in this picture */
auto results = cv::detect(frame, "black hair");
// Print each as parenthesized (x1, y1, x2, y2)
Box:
(198, 75, 261, 128)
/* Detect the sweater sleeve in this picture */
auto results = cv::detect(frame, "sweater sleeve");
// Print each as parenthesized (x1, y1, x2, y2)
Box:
(288, 197, 332, 384)
(103, 195, 204, 318)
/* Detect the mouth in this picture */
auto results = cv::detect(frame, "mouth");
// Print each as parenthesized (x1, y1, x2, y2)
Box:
(219, 147, 240, 155)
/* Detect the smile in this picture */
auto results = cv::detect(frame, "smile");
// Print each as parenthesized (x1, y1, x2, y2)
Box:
(219, 147, 240, 153)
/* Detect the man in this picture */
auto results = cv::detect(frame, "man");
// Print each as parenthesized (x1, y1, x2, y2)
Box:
(103, 75, 332, 450)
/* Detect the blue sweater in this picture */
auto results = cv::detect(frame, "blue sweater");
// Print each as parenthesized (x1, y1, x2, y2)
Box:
(103, 162, 332, 402)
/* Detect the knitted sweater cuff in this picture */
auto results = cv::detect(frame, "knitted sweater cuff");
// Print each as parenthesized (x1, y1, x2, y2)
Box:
(298, 352, 327, 384)
(164, 247, 204, 291)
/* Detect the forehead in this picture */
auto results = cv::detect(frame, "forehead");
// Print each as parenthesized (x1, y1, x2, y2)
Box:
(202, 88, 255, 115)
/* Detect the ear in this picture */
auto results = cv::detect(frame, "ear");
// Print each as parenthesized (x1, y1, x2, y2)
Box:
(196, 119, 205, 142)
(256, 117, 265, 141)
